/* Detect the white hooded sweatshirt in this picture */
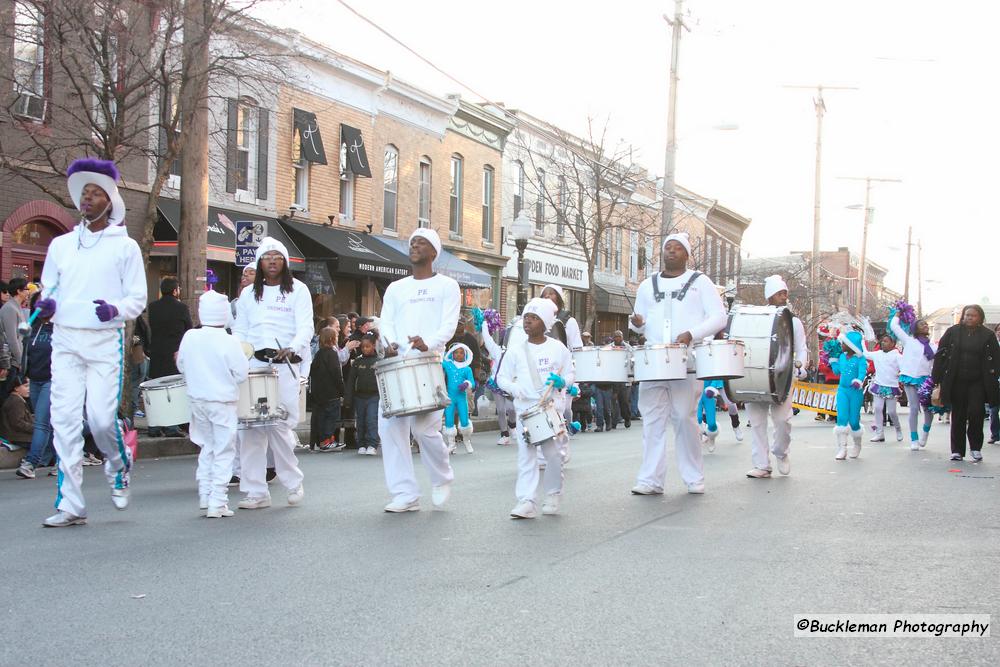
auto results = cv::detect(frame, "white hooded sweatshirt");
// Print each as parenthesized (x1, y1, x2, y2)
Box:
(40, 222, 146, 329)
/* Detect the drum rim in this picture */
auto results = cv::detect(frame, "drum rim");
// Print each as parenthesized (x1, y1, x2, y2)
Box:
(573, 345, 629, 353)
(375, 351, 443, 369)
(693, 339, 745, 348)
(247, 368, 278, 377)
(140, 375, 185, 389)
(633, 343, 688, 351)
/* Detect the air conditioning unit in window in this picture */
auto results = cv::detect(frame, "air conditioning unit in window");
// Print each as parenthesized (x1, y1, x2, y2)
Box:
(14, 93, 46, 122)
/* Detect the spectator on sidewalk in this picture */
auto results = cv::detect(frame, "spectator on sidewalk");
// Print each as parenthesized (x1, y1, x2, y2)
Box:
(147, 278, 192, 437)
(311, 326, 346, 452)
(2, 377, 34, 450)
(344, 334, 380, 455)
(15, 297, 56, 479)
(0, 278, 30, 399)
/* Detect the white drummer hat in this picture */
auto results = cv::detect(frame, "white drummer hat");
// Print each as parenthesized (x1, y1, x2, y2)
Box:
(764, 275, 789, 300)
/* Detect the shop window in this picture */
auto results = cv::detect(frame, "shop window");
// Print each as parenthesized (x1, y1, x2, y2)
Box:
(383, 145, 398, 231)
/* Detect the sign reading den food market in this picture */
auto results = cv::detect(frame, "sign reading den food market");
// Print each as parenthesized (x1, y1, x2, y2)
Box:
(502, 244, 589, 290)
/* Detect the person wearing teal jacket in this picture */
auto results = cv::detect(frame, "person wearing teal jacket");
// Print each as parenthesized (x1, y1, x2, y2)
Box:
(442, 343, 476, 454)
(831, 330, 868, 460)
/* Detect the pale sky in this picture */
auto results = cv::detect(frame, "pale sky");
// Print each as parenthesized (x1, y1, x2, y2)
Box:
(254, 0, 996, 313)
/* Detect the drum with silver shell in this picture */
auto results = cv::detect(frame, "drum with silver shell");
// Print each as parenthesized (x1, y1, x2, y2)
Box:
(693, 339, 746, 380)
(572, 346, 630, 383)
(237, 368, 282, 427)
(519, 400, 566, 445)
(723, 305, 794, 404)
(140, 375, 191, 427)
(375, 351, 450, 417)
(631, 344, 689, 382)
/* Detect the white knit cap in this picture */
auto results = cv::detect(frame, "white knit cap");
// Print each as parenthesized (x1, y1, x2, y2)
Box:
(662, 232, 692, 255)
(255, 237, 290, 264)
(198, 289, 232, 327)
(242, 264, 256, 276)
(409, 227, 442, 261)
(764, 274, 789, 300)
(542, 284, 564, 300)
(522, 297, 557, 330)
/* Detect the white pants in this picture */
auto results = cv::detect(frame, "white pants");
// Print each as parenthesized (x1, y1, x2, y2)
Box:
(238, 360, 303, 497)
(51, 326, 129, 518)
(635, 377, 703, 489)
(871, 395, 899, 436)
(747, 396, 794, 471)
(379, 408, 454, 504)
(517, 425, 565, 504)
(191, 400, 238, 509)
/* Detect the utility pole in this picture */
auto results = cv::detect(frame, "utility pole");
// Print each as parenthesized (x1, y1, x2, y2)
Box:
(178, 0, 212, 320)
(783, 84, 856, 359)
(903, 225, 912, 302)
(839, 175, 901, 316)
(659, 0, 689, 250)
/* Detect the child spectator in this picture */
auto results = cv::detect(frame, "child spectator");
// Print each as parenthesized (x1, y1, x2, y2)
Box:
(344, 334, 380, 455)
(15, 303, 56, 479)
(572, 382, 594, 432)
(831, 331, 868, 460)
(311, 326, 346, 452)
(3, 378, 34, 449)
(442, 343, 476, 454)
(176, 291, 249, 518)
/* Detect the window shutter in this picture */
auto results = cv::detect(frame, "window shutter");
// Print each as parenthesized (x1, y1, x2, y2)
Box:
(225, 98, 238, 193)
(256, 107, 269, 200)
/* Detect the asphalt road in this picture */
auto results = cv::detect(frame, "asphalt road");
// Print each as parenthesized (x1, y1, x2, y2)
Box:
(2, 412, 998, 666)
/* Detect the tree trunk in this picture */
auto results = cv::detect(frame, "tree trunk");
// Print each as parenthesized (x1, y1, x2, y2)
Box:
(177, 0, 211, 322)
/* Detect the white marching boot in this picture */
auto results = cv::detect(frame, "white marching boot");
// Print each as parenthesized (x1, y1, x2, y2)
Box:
(849, 428, 863, 458)
(444, 426, 458, 455)
(459, 424, 474, 453)
(834, 426, 848, 460)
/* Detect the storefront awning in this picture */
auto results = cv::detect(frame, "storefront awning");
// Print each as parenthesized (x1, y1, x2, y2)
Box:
(376, 237, 493, 288)
(278, 220, 410, 278)
(154, 198, 305, 264)
(594, 282, 635, 315)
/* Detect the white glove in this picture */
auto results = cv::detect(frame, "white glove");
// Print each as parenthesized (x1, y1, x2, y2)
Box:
(850, 378, 863, 390)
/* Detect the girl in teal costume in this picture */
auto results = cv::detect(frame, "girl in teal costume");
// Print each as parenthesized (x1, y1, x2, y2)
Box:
(442, 343, 476, 454)
(831, 330, 868, 460)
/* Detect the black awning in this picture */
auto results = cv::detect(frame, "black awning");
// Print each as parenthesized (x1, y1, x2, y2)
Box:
(156, 198, 305, 262)
(341, 124, 371, 177)
(279, 220, 410, 278)
(594, 282, 635, 315)
(293, 108, 327, 165)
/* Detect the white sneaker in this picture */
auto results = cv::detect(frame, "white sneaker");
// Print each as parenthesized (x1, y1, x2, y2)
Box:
(358, 446, 368, 455)
(541, 494, 561, 515)
(895, 426, 904, 442)
(910, 442, 920, 451)
(776, 456, 790, 476)
(384, 498, 420, 513)
(206, 505, 234, 518)
(287, 484, 304, 506)
(496, 434, 510, 446)
(919, 430, 929, 447)
(746, 468, 772, 479)
(42, 511, 86, 527)
(366, 447, 379, 456)
(111, 487, 130, 511)
(972, 450, 983, 462)
(870, 434, 885, 442)
(238, 495, 271, 510)
(509, 500, 537, 519)
(687, 482, 705, 494)
(431, 483, 451, 508)
(734, 425, 744, 442)
(630, 483, 663, 496)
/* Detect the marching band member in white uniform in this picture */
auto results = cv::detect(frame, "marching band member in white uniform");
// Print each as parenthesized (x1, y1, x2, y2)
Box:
(378, 228, 461, 513)
(745, 276, 808, 478)
(233, 238, 312, 510)
(497, 298, 575, 519)
(628, 234, 727, 495)
(38, 158, 146, 527)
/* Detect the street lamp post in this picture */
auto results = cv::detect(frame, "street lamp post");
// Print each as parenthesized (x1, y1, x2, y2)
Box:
(510, 211, 533, 314)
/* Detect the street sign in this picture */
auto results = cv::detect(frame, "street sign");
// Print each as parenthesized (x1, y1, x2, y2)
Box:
(235, 220, 267, 267)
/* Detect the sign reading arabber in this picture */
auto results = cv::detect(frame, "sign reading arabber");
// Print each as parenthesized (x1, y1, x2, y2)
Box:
(235, 220, 267, 267)
(790, 381, 839, 417)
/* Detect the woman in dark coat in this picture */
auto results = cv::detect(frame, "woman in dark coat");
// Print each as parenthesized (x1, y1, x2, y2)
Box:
(932, 305, 1000, 461)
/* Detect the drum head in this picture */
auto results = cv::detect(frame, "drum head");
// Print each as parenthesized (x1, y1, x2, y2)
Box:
(141, 374, 184, 389)
(770, 308, 794, 403)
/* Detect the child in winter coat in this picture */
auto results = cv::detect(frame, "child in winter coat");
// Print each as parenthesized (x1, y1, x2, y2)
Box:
(2, 378, 34, 447)
(344, 334, 380, 455)
(442, 343, 476, 454)
(831, 330, 868, 460)
(311, 326, 346, 452)
(572, 382, 594, 432)
(863, 334, 903, 444)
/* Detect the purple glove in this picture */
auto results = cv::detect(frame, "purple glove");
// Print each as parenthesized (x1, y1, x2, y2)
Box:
(850, 379, 863, 390)
(36, 298, 57, 319)
(458, 381, 471, 392)
(93, 299, 119, 322)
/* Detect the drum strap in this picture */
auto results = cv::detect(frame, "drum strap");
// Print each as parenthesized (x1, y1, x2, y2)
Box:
(653, 271, 702, 303)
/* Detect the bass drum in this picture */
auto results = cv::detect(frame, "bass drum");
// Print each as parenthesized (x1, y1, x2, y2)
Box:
(724, 305, 794, 404)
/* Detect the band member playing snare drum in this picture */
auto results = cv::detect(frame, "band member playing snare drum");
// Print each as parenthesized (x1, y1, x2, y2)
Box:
(38, 158, 147, 527)
(628, 233, 726, 496)
(377, 228, 461, 513)
(745, 276, 808, 478)
(233, 238, 313, 510)
(497, 298, 575, 519)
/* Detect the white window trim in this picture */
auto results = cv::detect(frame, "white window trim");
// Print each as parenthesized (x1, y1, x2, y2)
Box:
(418, 159, 432, 228)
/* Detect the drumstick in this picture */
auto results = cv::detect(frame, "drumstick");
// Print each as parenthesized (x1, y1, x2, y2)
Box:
(274, 338, 299, 380)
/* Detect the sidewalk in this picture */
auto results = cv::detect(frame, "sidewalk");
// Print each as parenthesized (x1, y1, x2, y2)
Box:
(0, 411, 503, 469)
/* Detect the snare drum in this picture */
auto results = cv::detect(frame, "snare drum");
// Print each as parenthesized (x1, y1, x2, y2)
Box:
(631, 344, 689, 381)
(237, 368, 282, 426)
(724, 305, 794, 404)
(694, 340, 746, 380)
(140, 375, 191, 427)
(519, 400, 566, 445)
(572, 346, 630, 383)
(298, 378, 308, 422)
(375, 351, 450, 417)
